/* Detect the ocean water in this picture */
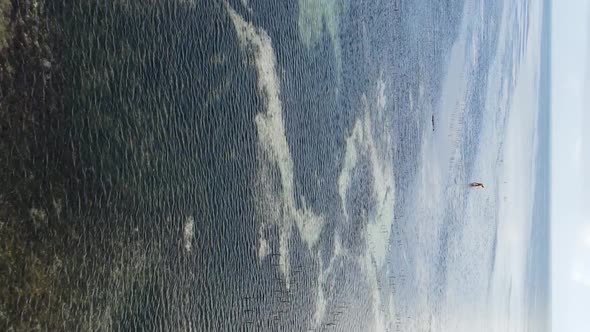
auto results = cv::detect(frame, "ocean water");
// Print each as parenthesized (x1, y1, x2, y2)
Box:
(1, 0, 550, 331)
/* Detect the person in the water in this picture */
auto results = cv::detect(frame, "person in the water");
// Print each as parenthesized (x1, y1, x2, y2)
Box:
(470, 182, 485, 189)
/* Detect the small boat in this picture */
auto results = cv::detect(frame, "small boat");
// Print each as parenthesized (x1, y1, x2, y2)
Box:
(470, 182, 484, 189)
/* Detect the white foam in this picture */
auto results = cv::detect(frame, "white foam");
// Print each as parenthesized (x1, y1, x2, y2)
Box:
(364, 96, 395, 268)
(360, 248, 390, 332)
(297, 0, 348, 80)
(239, 0, 253, 13)
(258, 227, 269, 258)
(226, 2, 325, 289)
(183, 216, 194, 253)
(377, 78, 387, 110)
(228, 4, 396, 326)
(312, 232, 347, 328)
(337, 121, 363, 222)
(340, 77, 395, 268)
(366, 86, 396, 331)
(312, 252, 328, 326)
(336, 76, 396, 330)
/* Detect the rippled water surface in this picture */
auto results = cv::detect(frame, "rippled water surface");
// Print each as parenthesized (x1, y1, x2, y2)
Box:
(0, 0, 550, 331)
